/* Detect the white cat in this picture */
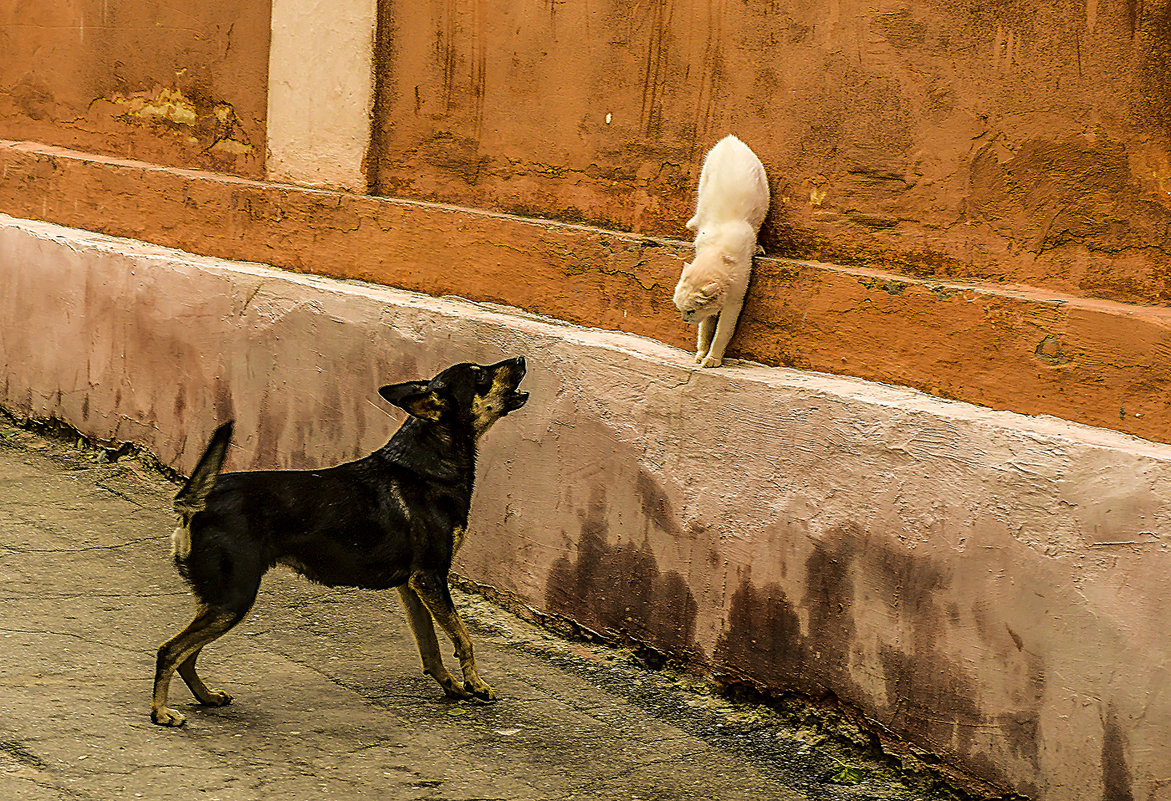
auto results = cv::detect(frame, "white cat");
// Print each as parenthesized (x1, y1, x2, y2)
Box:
(673, 135, 769, 368)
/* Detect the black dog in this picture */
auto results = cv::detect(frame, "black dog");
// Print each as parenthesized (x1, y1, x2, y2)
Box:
(151, 357, 529, 726)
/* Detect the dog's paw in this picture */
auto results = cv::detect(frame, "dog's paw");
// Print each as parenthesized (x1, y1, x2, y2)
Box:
(465, 680, 496, 702)
(199, 690, 233, 707)
(699, 354, 723, 368)
(151, 707, 187, 727)
(433, 672, 473, 699)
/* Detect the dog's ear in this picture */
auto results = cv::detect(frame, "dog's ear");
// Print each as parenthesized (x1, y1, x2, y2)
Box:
(379, 382, 447, 421)
(700, 281, 720, 299)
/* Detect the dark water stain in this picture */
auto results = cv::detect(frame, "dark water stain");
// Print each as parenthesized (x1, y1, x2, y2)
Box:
(320, 378, 344, 446)
(212, 377, 234, 425)
(713, 580, 808, 688)
(352, 390, 369, 460)
(170, 384, 183, 420)
(1101, 707, 1134, 801)
(879, 645, 983, 754)
(545, 485, 698, 654)
(713, 522, 1045, 793)
(1137, 1, 1171, 135)
(252, 385, 282, 469)
(635, 468, 682, 538)
(713, 523, 866, 704)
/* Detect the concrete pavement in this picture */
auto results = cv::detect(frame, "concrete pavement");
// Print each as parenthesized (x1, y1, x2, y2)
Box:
(0, 414, 959, 800)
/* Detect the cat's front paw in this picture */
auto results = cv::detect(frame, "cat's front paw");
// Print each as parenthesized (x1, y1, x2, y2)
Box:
(695, 350, 708, 364)
(700, 354, 723, 368)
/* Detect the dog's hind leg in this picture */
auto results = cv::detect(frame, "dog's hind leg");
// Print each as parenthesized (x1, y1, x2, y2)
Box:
(177, 646, 233, 707)
(408, 573, 495, 701)
(396, 585, 471, 699)
(151, 606, 244, 726)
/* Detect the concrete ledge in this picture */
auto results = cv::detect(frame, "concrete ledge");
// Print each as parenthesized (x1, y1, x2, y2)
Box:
(6, 140, 1171, 444)
(3, 215, 1171, 799)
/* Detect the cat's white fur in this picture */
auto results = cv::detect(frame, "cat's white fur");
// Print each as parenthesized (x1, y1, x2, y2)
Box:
(673, 135, 769, 368)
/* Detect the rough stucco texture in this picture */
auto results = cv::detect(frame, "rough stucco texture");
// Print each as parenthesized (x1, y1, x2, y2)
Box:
(0, 0, 269, 177)
(371, 0, 1171, 304)
(4, 215, 1171, 800)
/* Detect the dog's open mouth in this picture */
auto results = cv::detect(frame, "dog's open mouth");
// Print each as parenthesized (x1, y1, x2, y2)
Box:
(504, 390, 529, 412)
(495, 356, 528, 414)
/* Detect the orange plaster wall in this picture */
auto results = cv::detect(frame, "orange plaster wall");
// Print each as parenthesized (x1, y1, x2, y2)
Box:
(370, 0, 1171, 304)
(0, 0, 270, 178)
(7, 140, 1171, 445)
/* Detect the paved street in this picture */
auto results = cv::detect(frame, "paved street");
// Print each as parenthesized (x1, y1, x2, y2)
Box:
(0, 415, 957, 801)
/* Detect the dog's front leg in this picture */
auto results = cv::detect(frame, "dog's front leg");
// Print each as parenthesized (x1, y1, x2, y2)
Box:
(408, 573, 495, 701)
(396, 585, 470, 699)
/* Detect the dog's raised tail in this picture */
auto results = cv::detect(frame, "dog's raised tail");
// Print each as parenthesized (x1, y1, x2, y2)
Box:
(174, 421, 234, 519)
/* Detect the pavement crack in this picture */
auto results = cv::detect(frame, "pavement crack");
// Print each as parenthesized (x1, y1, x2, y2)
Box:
(0, 534, 169, 555)
(0, 590, 186, 601)
(0, 626, 142, 653)
(0, 737, 48, 770)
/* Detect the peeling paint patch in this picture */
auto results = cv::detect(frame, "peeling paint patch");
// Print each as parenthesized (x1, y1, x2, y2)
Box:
(109, 87, 199, 126)
(1034, 334, 1071, 366)
(858, 276, 909, 295)
(97, 86, 255, 161)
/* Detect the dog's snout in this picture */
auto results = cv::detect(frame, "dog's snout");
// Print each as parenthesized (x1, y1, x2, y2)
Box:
(489, 356, 526, 380)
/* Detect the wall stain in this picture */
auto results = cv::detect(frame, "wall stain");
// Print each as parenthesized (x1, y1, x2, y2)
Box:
(545, 485, 698, 654)
(1137, 0, 1171, 135)
(635, 468, 682, 538)
(713, 522, 1046, 793)
(1034, 334, 1072, 365)
(1101, 707, 1135, 801)
(968, 133, 1171, 301)
(211, 378, 233, 428)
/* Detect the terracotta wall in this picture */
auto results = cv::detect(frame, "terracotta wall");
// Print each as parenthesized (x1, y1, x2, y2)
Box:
(370, 0, 1171, 304)
(10, 140, 1171, 447)
(0, 0, 270, 177)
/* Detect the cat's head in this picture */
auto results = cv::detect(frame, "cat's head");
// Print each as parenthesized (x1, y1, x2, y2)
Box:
(673, 267, 727, 323)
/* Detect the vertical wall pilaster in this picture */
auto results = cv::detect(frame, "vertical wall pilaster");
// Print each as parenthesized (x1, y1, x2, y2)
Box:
(266, 0, 378, 191)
